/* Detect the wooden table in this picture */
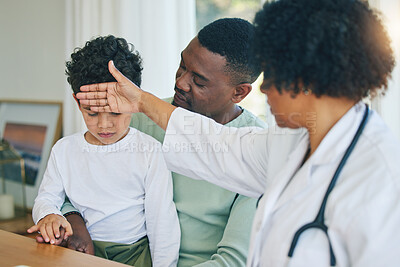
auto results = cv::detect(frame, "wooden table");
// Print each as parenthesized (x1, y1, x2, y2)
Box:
(0, 230, 128, 266)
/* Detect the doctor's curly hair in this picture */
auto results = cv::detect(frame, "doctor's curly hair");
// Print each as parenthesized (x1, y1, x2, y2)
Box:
(66, 35, 143, 95)
(254, 0, 395, 100)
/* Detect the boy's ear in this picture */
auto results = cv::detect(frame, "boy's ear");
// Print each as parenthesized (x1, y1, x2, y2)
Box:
(72, 93, 81, 109)
(232, 83, 252, 104)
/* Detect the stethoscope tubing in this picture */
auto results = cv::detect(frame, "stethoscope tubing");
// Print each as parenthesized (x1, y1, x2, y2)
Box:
(287, 104, 370, 266)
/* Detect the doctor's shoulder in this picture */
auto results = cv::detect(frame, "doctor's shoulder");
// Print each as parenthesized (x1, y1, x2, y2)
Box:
(323, 111, 400, 265)
(329, 109, 400, 220)
(360, 110, 400, 181)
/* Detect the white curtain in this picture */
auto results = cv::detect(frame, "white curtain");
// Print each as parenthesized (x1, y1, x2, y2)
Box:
(63, 0, 196, 135)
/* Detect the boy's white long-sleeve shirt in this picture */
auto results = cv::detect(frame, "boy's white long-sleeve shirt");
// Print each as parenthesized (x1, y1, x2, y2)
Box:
(32, 128, 180, 267)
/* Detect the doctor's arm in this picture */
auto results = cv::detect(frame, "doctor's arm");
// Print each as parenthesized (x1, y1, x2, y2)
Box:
(163, 107, 269, 198)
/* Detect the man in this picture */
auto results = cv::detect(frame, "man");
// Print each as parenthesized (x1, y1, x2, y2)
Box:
(54, 18, 266, 266)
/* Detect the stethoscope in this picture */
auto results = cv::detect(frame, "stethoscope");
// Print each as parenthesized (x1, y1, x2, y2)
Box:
(256, 104, 370, 266)
(288, 104, 370, 266)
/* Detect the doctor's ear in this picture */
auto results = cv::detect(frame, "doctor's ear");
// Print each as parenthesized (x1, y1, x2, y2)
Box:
(72, 93, 81, 109)
(232, 83, 252, 104)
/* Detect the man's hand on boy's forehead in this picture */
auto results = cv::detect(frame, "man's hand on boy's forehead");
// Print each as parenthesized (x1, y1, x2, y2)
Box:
(78, 91, 108, 106)
(76, 60, 143, 114)
(81, 104, 99, 111)
(78, 97, 113, 114)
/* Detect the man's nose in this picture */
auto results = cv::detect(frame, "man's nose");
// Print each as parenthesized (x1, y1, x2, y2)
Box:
(175, 71, 191, 92)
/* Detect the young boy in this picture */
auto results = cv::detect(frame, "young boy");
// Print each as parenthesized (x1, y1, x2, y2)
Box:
(27, 35, 180, 267)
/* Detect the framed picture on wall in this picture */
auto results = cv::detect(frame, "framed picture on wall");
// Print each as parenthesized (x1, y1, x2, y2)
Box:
(0, 100, 62, 209)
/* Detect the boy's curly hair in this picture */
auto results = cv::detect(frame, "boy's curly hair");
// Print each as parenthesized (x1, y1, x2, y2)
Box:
(254, 0, 395, 100)
(66, 35, 143, 95)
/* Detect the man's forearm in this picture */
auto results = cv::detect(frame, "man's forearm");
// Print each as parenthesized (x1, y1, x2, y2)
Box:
(64, 213, 94, 254)
(65, 214, 88, 237)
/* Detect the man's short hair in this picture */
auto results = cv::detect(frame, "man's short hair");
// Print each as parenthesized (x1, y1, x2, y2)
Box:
(198, 18, 261, 85)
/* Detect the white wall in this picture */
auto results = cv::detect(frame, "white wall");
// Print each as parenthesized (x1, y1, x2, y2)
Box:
(375, 0, 400, 139)
(0, 0, 66, 102)
(0, 0, 66, 208)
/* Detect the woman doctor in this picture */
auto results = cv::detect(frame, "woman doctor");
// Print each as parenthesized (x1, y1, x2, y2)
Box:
(77, 0, 400, 265)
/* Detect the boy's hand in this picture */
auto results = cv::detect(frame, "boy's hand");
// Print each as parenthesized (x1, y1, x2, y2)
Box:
(77, 60, 143, 114)
(34, 213, 94, 255)
(27, 214, 73, 244)
(35, 227, 65, 246)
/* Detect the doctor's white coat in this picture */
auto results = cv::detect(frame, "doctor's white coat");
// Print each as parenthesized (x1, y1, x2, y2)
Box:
(163, 102, 400, 267)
